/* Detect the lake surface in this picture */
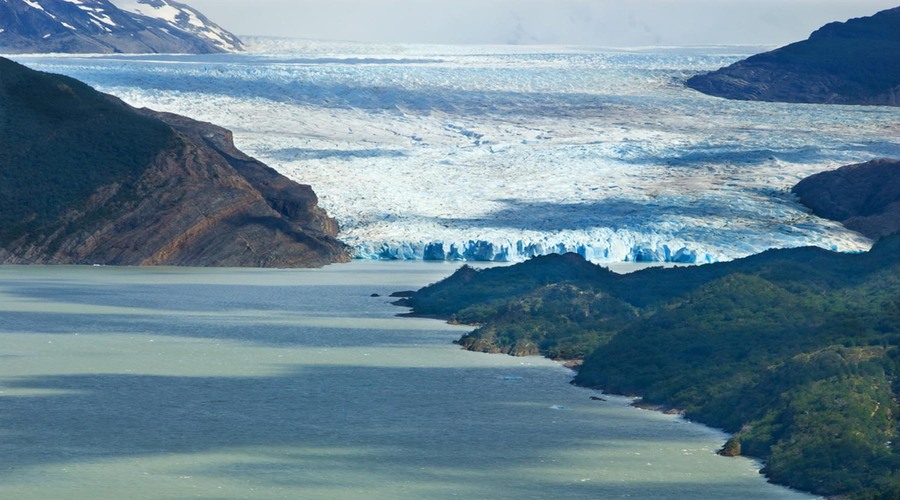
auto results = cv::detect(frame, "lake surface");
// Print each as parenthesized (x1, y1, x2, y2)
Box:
(0, 262, 814, 498)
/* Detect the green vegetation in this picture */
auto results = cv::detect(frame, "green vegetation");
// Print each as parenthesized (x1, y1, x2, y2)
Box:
(0, 57, 175, 246)
(400, 236, 900, 498)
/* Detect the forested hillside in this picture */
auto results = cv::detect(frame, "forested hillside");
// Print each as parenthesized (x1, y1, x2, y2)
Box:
(399, 236, 900, 498)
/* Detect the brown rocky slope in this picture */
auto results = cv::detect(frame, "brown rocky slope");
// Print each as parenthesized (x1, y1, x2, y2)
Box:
(0, 57, 349, 267)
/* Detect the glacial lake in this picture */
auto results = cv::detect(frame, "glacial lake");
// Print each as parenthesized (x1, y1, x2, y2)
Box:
(0, 262, 815, 499)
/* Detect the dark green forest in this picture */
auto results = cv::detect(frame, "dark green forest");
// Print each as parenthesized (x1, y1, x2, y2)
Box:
(399, 236, 900, 498)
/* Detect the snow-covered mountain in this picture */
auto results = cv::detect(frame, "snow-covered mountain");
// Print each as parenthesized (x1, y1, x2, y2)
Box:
(0, 0, 243, 54)
(109, 0, 243, 52)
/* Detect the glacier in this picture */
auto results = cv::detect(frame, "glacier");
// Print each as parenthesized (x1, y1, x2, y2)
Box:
(12, 39, 899, 263)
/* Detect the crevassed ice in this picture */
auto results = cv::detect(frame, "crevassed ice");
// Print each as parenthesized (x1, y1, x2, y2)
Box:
(15, 40, 899, 263)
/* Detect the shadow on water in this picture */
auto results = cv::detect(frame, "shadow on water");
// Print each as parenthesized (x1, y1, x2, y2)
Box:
(0, 283, 452, 348)
(4, 283, 389, 314)
(0, 269, 811, 498)
(0, 310, 445, 348)
(0, 366, 791, 498)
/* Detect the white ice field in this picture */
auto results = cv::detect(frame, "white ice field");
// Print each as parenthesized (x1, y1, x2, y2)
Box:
(15, 39, 900, 263)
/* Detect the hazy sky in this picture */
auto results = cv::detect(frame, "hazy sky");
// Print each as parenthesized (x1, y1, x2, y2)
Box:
(187, 0, 899, 47)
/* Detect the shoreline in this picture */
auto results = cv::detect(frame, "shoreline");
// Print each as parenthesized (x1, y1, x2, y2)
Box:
(394, 298, 816, 498)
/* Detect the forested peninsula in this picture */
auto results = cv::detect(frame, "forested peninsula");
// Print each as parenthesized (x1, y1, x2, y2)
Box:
(397, 235, 900, 498)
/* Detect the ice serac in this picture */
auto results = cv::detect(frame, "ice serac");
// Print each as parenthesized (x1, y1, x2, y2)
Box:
(0, 57, 348, 267)
(356, 238, 709, 264)
(0, 0, 243, 54)
(686, 6, 900, 106)
(793, 158, 900, 240)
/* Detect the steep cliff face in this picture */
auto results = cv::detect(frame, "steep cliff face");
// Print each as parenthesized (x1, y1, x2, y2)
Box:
(686, 7, 900, 106)
(792, 158, 900, 240)
(0, 57, 348, 267)
(0, 0, 243, 54)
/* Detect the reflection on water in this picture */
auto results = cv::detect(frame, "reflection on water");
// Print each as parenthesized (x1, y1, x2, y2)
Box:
(0, 262, 814, 499)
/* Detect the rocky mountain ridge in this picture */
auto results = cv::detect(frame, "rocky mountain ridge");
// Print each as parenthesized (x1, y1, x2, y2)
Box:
(0, 57, 348, 267)
(686, 6, 900, 106)
(0, 0, 243, 54)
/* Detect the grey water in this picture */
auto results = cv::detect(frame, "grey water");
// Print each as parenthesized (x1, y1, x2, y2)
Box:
(0, 262, 814, 499)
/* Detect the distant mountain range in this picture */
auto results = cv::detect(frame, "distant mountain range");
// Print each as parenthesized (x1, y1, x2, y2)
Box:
(687, 6, 900, 106)
(0, 57, 348, 266)
(0, 0, 243, 54)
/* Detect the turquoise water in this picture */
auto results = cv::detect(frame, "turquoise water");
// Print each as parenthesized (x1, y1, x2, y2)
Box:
(0, 262, 814, 499)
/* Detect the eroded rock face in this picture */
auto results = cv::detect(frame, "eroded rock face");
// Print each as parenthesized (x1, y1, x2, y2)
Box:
(686, 7, 900, 106)
(0, 58, 348, 267)
(792, 158, 900, 240)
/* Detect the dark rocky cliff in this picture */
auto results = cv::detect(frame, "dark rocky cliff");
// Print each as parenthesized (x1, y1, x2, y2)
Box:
(792, 158, 900, 240)
(0, 57, 348, 267)
(686, 7, 900, 106)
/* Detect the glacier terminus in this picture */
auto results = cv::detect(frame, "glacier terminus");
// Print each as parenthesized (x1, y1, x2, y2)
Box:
(14, 39, 899, 263)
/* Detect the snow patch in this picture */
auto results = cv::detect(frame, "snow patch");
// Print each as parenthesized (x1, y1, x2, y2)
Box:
(113, 0, 182, 23)
(23, 0, 46, 11)
(110, 0, 242, 51)
(89, 19, 111, 32)
(87, 10, 118, 27)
